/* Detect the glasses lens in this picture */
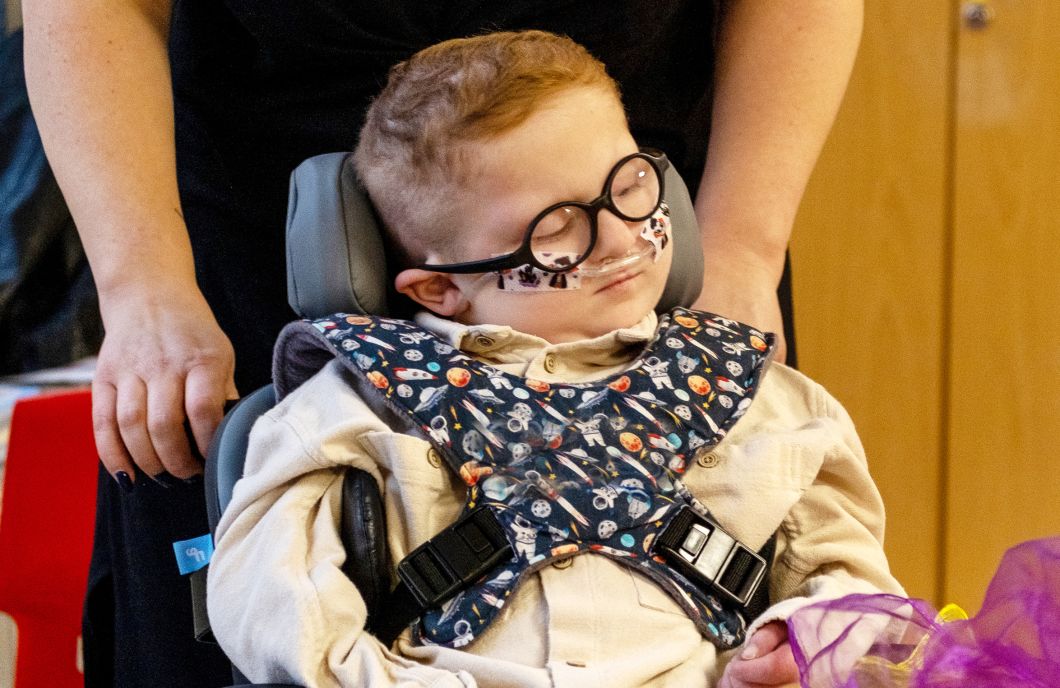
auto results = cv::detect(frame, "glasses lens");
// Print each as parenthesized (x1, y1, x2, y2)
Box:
(529, 205, 593, 270)
(609, 156, 661, 220)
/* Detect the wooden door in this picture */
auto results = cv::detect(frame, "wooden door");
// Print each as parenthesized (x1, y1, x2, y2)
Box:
(947, 0, 1060, 610)
(790, 0, 952, 603)
(792, 0, 1060, 611)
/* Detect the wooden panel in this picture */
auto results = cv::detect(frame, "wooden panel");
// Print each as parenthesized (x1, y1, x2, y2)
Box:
(0, 612, 12, 688)
(790, 0, 952, 602)
(947, 1, 1060, 612)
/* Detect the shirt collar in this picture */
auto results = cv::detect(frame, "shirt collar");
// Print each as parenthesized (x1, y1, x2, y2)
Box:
(413, 311, 658, 368)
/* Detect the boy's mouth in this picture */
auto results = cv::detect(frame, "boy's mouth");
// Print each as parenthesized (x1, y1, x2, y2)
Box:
(595, 269, 642, 293)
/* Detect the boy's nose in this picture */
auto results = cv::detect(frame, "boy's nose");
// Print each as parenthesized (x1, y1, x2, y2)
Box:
(592, 209, 640, 261)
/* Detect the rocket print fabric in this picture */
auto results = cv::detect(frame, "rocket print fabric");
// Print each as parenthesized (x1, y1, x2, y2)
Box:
(308, 308, 774, 649)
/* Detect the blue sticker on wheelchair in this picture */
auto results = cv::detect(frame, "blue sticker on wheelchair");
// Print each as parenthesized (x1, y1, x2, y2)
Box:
(173, 534, 214, 575)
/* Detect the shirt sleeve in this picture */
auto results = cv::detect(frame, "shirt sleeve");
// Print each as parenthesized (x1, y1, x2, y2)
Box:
(747, 381, 905, 635)
(207, 362, 476, 688)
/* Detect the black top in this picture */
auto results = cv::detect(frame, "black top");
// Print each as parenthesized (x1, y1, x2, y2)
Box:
(168, 1, 720, 391)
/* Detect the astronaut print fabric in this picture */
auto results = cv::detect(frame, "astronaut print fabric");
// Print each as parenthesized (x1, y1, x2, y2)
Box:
(301, 307, 774, 649)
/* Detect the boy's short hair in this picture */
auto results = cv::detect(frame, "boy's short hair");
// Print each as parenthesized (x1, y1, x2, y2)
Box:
(354, 30, 622, 265)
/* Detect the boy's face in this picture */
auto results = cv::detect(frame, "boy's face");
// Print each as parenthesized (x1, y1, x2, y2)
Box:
(399, 87, 673, 343)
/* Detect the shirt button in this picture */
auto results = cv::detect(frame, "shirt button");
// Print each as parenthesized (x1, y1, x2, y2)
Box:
(474, 335, 495, 348)
(551, 556, 574, 570)
(543, 353, 557, 374)
(695, 450, 719, 468)
(427, 447, 443, 468)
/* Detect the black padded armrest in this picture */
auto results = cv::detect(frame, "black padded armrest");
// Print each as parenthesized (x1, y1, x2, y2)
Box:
(340, 468, 391, 633)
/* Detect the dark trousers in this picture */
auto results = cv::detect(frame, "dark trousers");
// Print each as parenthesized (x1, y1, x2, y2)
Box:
(82, 464, 232, 687)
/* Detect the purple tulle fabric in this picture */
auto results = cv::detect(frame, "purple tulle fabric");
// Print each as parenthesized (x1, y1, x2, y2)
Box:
(787, 537, 1060, 687)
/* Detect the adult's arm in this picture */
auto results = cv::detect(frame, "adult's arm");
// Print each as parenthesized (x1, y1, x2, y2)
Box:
(694, 1, 864, 362)
(23, 0, 237, 483)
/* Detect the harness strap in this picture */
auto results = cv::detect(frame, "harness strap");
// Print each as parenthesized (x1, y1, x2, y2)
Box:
(745, 534, 776, 622)
(373, 504, 776, 646)
(398, 508, 512, 608)
(275, 308, 780, 647)
(373, 509, 512, 645)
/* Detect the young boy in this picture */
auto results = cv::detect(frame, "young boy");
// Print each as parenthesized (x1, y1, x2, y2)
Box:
(207, 31, 901, 687)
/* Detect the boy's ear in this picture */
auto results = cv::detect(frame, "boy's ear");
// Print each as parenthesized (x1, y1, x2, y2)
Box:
(394, 269, 468, 317)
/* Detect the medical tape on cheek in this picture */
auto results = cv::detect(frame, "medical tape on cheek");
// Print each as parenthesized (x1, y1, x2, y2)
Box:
(494, 256, 584, 292)
(639, 204, 672, 262)
(489, 205, 672, 293)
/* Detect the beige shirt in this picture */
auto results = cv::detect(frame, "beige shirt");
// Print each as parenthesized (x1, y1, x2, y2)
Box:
(208, 312, 902, 687)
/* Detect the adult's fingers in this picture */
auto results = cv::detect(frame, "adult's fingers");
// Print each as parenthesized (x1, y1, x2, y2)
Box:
(184, 360, 237, 459)
(92, 378, 136, 489)
(147, 373, 199, 479)
(89, 283, 238, 485)
(100, 361, 233, 484)
(115, 374, 165, 478)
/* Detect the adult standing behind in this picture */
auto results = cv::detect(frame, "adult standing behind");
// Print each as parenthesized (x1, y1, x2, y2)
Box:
(23, 2, 862, 686)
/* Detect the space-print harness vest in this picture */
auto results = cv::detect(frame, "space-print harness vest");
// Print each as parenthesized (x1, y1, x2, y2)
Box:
(274, 308, 775, 650)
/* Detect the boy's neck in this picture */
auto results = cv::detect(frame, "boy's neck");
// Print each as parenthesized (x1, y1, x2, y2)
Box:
(415, 309, 659, 348)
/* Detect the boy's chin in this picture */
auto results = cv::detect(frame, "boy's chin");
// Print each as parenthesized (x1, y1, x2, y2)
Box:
(528, 312, 651, 344)
(462, 292, 660, 343)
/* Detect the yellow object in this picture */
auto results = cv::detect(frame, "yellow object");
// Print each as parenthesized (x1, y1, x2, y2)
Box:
(935, 604, 969, 624)
(850, 603, 969, 685)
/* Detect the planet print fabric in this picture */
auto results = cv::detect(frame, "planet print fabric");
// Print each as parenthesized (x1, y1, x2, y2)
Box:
(279, 308, 775, 649)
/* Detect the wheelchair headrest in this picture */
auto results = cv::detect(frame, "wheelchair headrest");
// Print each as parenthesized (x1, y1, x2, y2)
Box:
(286, 152, 703, 318)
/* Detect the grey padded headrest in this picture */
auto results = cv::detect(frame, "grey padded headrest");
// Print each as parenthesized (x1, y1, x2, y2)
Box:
(286, 153, 703, 319)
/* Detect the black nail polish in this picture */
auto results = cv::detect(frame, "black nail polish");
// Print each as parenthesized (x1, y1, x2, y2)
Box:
(152, 471, 181, 488)
(115, 471, 135, 493)
(182, 474, 204, 486)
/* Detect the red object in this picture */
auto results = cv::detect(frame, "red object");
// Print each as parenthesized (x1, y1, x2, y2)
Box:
(0, 389, 98, 687)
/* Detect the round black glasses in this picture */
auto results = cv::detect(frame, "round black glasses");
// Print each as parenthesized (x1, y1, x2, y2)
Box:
(419, 149, 669, 275)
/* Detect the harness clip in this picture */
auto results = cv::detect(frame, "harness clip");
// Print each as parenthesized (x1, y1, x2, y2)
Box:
(654, 505, 767, 608)
(397, 507, 513, 609)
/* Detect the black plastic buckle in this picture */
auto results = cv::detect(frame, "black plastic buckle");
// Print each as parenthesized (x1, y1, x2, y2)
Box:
(396, 507, 513, 610)
(653, 505, 767, 608)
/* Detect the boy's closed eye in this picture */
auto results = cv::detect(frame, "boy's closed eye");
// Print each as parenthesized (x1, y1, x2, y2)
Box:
(534, 211, 581, 245)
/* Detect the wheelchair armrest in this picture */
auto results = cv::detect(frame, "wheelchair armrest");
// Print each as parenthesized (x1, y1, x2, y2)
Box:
(206, 385, 278, 530)
(340, 467, 391, 633)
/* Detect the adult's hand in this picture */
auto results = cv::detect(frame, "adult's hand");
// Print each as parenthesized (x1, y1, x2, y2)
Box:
(694, 248, 787, 363)
(718, 621, 799, 688)
(94, 284, 237, 486)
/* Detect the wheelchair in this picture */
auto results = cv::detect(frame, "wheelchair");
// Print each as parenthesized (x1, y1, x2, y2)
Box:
(202, 150, 706, 686)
